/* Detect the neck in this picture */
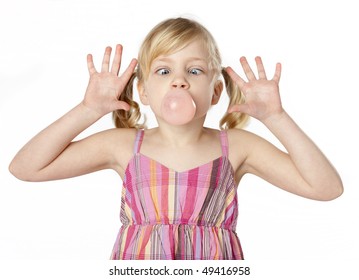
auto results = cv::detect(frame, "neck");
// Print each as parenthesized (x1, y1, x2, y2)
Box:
(155, 118, 206, 147)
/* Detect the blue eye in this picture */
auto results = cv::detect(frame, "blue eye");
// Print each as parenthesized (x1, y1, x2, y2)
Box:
(189, 68, 203, 75)
(156, 68, 170, 75)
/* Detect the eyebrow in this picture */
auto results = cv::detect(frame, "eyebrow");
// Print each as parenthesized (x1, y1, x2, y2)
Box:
(153, 57, 208, 64)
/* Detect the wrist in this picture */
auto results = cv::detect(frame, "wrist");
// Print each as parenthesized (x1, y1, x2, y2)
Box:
(261, 109, 288, 127)
(79, 101, 106, 120)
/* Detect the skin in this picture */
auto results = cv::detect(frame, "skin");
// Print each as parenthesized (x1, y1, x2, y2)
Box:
(138, 41, 222, 123)
(9, 42, 343, 201)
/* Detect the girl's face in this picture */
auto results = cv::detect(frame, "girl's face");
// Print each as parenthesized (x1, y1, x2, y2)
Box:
(138, 39, 223, 125)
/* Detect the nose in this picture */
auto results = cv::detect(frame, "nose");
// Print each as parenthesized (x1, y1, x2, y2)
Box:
(171, 75, 189, 89)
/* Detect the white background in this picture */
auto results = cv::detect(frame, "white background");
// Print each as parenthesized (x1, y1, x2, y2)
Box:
(1, 0, 358, 277)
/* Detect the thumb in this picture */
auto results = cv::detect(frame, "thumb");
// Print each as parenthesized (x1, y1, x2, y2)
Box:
(228, 104, 250, 114)
(112, 100, 131, 112)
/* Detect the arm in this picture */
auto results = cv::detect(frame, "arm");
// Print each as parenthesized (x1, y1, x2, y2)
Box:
(9, 45, 137, 182)
(227, 57, 343, 201)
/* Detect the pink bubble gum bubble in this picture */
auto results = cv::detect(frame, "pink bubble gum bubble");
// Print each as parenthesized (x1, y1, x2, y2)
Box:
(161, 89, 196, 125)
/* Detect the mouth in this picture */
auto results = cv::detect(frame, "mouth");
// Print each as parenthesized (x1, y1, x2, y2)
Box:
(161, 89, 196, 125)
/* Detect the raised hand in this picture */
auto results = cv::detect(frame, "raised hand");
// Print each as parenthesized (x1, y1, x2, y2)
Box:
(83, 44, 137, 116)
(226, 56, 283, 122)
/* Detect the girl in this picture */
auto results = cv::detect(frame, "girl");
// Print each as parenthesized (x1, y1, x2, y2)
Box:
(9, 17, 343, 260)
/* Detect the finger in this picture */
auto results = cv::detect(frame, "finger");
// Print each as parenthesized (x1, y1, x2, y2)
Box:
(228, 103, 250, 114)
(87, 54, 97, 75)
(119, 58, 138, 84)
(255, 56, 267, 79)
(272, 62, 282, 83)
(111, 44, 123, 75)
(113, 101, 131, 111)
(240, 56, 256, 80)
(101, 46, 112, 72)
(225, 66, 246, 89)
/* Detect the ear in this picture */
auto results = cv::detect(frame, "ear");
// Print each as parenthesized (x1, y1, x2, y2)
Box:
(211, 80, 223, 105)
(137, 82, 150, 105)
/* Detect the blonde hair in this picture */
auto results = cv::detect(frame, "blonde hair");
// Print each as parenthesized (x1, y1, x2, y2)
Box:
(112, 17, 249, 129)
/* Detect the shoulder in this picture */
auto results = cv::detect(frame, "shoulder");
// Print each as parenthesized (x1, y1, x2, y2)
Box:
(226, 128, 261, 150)
(90, 128, 138, 175)
(104, 127, 138, 142)
(103, 127, 139, 152)
(227, 128, 279, 160)
(226, 128, 271, 179)
(227, 127, 287, 175)
(90, 127, 137, 148)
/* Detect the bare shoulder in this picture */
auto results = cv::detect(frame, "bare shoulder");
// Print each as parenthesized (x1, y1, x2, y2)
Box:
(226, 128, 271, 180)
(100, 127, 137, 144)
(227, 128, 269, 151)
(91, 128, 138, 176)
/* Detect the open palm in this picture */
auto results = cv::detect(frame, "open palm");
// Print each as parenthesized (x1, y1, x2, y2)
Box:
(226, 56, 283, 122)
(83, 45, 137, 116)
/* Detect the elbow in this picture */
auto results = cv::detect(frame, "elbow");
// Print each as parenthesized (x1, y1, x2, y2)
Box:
(9, 162, 25, 181)
(319, 188, 343, 202)
(8, 160, 20, 179)
(327, 183, 344, 201)
(327, 175, 344, 201)
(316, 180, 344, 202)
(8, 161, 38, 182)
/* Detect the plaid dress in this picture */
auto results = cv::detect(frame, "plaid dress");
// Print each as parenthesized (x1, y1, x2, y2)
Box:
(110, 129, 244, 260)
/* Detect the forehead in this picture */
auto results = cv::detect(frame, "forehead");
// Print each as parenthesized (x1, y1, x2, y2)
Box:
(152, 40, 209, 64)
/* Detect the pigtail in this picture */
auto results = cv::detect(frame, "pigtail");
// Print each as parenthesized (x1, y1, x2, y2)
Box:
(220, 68, 249, 130)
(112, 72, 146, 129)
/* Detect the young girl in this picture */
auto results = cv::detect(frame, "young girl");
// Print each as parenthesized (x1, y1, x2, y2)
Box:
(9, 17, 343, 260)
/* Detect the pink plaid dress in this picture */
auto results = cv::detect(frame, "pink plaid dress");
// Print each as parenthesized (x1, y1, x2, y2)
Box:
(110, 129, 244, 260)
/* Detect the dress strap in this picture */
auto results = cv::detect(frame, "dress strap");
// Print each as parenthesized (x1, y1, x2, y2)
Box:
(219, 130, 229, 157)
(133, 129, 144, 154)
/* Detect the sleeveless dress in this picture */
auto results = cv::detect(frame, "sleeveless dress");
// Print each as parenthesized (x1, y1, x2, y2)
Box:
(110, 129, 244, 260)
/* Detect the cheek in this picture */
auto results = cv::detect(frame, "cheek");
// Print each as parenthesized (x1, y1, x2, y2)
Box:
(192, 89, 214, 114)
(143, 84, 164, 114)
